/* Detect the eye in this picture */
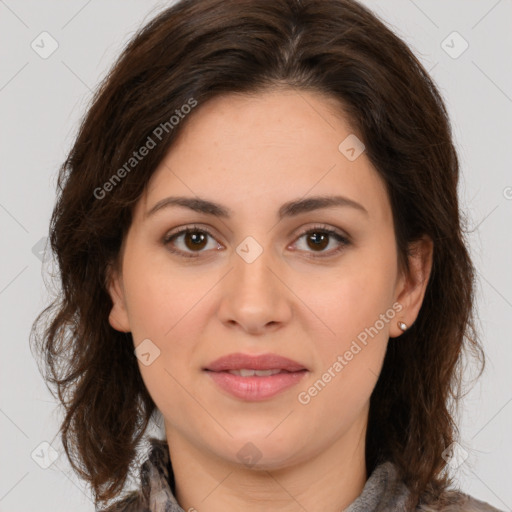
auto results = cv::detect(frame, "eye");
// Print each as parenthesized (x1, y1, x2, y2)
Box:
(163, 225, 221, 259)
(163, 224, 351, 259)
(291, 224, 351, 259)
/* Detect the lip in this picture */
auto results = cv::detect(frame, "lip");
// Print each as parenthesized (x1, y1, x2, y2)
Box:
(203, 353, 308, 372)
(203, 353, 309, 401)
(205, 371, 308, 401)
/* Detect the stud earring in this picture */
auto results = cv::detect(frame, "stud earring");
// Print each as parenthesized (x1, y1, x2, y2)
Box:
(398, 321, 408, 331)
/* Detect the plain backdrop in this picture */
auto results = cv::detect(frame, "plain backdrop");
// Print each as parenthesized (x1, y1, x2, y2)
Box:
(0, 1, 511, 511)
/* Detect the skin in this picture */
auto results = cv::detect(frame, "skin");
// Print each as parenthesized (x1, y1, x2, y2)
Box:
(107, 88, 433, 512)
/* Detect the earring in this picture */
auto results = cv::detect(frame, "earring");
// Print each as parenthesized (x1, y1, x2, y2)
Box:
(398, 321, 408, 331)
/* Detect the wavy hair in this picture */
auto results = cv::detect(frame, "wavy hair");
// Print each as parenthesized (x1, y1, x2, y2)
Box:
(30, 0, 484, 509)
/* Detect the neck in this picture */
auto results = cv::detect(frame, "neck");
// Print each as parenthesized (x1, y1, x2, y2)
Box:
(165, 416, 368, 512)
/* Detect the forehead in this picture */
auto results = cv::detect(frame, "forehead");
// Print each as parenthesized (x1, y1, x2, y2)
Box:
(139, 89, 391, 225)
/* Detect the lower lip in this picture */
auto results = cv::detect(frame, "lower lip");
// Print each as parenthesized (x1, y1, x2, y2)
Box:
(205, 370, 308, 401)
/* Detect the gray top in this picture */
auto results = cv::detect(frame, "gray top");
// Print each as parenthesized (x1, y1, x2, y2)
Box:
(99, 437, 505, 512)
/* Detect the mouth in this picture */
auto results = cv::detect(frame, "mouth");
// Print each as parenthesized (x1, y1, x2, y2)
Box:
(203, 353, 309, 401)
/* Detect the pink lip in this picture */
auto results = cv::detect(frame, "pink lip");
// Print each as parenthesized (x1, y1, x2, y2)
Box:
(205, 370, 308, 401)
(203, 353, 308, 372)
(203, 353, 309, 401)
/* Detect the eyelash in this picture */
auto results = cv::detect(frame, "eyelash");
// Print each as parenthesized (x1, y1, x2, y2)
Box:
(163, 224, 351, 260)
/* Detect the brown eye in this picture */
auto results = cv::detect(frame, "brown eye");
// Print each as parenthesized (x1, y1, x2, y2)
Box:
(293, 226, 351, 258)
(305, 232, 330, 251)
(163, 226, 221, 258)
(182, 231, 208, 251)
(163, 224, 350, 260)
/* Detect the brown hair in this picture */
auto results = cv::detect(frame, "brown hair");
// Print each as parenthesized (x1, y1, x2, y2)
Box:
(30, 0, 485, 509)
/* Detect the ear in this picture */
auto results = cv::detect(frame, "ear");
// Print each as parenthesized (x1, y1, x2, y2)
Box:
(105, 262, 131, 333)
(390, 235, 433, 338)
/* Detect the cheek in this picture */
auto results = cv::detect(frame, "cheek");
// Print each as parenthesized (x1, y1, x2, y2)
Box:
(121, 250, 212, 399)
(122, 258, 208, 419)
(294, 261, 394, 433)
(304, 250, 397, 352)
(292, 253, 395, 421)
(122, 247, 208, 340)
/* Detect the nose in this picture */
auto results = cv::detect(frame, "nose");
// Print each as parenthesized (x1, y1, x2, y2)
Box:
(217, 243, 292, 335)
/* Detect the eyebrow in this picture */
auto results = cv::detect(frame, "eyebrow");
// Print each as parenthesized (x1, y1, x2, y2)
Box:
(146, 194, 368, 220)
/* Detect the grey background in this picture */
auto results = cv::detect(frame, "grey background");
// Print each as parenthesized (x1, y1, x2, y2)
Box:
(0, 1, 511, 511)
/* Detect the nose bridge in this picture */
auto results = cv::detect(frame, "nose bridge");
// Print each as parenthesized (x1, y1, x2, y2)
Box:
(217, 235, 290, 331)
(232, 236, 276, 297)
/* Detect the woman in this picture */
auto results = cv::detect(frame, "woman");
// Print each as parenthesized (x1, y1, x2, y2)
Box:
(30, 0, 504, 510)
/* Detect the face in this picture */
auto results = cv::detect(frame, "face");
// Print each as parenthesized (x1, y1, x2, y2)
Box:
(107, 88, 432, 470)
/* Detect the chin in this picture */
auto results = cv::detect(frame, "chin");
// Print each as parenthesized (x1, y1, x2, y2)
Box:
(217, 435, 307, 471)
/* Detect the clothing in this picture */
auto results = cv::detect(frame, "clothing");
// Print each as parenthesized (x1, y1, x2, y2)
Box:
(99, 436, 504, 512)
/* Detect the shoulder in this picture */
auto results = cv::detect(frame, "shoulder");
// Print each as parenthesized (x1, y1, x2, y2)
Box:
(415, 488, 505, 512)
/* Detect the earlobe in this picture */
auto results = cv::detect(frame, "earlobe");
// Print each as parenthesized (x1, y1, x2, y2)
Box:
(105, 263, 131, 333)
(391, 235, 433, 338)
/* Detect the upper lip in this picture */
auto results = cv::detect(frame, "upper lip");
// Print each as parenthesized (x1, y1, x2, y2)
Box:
(203, 353, 308, 372)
